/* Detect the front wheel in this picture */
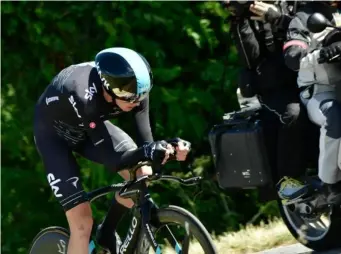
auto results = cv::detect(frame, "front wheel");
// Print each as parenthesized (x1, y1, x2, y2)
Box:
(29, 226, 97, 254)
(278, 199, 341, 251)
(135, 205, 217, 254)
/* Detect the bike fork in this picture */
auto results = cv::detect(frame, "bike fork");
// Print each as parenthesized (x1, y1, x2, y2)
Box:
(88, 240, 96, 254)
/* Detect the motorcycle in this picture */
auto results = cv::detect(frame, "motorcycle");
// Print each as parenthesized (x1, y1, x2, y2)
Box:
(209, 13, 341, 252)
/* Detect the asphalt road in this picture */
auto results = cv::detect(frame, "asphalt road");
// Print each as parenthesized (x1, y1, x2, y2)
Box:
(255, 244, 341, 254)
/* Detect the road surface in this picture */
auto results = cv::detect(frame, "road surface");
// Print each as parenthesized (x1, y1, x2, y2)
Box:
(255, 244, 341, 254)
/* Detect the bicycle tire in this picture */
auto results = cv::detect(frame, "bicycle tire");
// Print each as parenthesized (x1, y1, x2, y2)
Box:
(29, 226, 98, 254)
(28, 226, 70, 254)
(135, 205, 217, 254)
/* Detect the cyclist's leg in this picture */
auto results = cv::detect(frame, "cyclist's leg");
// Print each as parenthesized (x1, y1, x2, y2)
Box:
(75, 120, 151, 252)
(34, 121, 92, 254)
(76, 120, 152, 207)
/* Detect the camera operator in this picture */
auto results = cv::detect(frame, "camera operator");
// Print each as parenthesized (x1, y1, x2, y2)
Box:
(279, 1, 341, 205)
(221, 0, 312, 200)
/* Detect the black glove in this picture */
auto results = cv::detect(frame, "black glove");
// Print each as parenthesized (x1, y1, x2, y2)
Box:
(221, 1, 251, 17)
(166, 137, 190, 148)
(320, 41, 341, 62)
(264, 7, 282, 24)
(143, 140, 168, 162)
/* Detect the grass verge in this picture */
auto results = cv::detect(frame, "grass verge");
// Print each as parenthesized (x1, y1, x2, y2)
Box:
(213, 217, 296, 253)
(163, 217, 296, 254)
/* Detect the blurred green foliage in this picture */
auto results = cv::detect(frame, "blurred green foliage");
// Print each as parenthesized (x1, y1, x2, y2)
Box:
(1, 2, 279, 253)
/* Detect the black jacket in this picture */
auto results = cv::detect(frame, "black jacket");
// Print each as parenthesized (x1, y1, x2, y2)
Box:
(229, 1, 298, 97)
(283, 2, 340, 72)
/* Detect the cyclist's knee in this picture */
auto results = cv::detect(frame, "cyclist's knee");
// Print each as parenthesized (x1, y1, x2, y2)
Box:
(118, 165, 153, 181)
(118, 169, 130, 181)
(115, 191, 134, 208)
(115, 165, 152, 208)
(136, 165, 153, 177)
(66, 202, 93, 238)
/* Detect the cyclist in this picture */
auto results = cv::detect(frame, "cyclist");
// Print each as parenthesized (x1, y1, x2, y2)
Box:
(33, 47, 191, 254)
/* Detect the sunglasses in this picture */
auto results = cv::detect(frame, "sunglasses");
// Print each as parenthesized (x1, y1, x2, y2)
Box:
(100, 73, 151, 103)
(114, 90, 149, 103)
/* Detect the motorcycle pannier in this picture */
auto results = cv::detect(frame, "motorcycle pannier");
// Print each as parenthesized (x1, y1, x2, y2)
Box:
(208, 112, 271, 189)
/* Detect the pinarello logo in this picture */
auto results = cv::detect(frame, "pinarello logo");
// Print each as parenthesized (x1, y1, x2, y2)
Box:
(89, 122, 96, 129)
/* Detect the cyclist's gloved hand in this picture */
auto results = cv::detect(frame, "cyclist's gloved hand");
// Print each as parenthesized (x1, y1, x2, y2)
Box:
(320, 41, 341, 62)
(166, 137, 192, 161)
(249, 0, 281, 24)
(143, 140, 174, 165)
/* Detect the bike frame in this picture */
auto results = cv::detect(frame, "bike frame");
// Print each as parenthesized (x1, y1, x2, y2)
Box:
(86, 161, 202, 254)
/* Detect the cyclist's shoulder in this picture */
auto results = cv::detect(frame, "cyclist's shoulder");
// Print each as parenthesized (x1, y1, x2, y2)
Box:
(52, 61, 96, 83)
(51, 62, 99, 93)
(74, 61, 96, 71)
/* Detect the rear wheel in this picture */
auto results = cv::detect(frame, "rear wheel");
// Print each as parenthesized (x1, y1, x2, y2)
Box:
(135, 205, 217, 254)
(29, 226, 97, 254)
(278, 199, 341, 251)
(29, 227, 70, 254)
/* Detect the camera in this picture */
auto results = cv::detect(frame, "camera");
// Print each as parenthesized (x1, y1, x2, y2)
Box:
(220, 0, 253, 17)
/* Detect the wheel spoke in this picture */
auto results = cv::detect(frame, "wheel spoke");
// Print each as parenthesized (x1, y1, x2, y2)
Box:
(149, 207, 216, 254)
(163, 225, 183, 253)
(316, 218, 327, 228)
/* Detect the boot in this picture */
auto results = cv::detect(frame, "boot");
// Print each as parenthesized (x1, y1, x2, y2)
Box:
(326, 181, 341, 206)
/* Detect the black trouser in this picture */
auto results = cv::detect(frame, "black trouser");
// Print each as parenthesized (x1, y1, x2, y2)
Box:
(257, 89, 319, 200)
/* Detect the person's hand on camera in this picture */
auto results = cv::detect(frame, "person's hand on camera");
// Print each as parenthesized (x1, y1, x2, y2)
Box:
(249, 0, 281, 24)
(221, 0, 250, 17)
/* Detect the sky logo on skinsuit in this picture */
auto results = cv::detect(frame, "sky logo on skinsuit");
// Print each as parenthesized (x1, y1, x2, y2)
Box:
(84, 83, 97, 101)
(68, 95, 81, 118)
(47, 173, 63, 198)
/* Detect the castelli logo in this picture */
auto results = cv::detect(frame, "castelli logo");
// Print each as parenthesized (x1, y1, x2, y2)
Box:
(89, 122, 96, 129)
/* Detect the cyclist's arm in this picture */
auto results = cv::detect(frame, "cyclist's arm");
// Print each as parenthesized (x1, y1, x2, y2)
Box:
(84, 116, 146, 170)
(133, 95, 154, 146)
(74, 90, 147, 170)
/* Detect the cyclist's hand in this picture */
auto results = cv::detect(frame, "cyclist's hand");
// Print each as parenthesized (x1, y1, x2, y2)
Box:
(166, 138, 191, 161)
(163, 143, 175, 164)
(143, 140, 174, 165)
(175, 139, 191, 161)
